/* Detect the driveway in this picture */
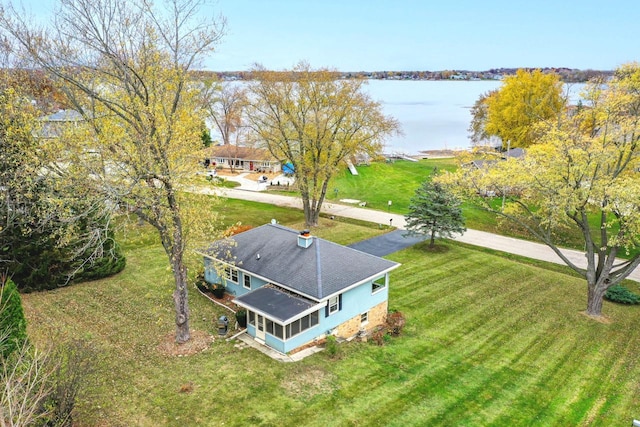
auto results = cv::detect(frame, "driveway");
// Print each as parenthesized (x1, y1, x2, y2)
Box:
(348, 230, 426, 257)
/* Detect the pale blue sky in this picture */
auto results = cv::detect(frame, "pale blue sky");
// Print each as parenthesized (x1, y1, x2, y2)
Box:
(15, 0, 640, 71)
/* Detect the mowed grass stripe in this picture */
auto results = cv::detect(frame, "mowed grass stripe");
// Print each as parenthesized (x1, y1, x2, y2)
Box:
(21, 228, 640, 425)
(287, 246, 592, 426)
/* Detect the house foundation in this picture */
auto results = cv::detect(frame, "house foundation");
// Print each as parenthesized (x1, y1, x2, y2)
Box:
(335, 300, 388, 339)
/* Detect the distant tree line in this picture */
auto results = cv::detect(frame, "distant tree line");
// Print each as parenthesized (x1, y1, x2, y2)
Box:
(198, 68, 613, 83)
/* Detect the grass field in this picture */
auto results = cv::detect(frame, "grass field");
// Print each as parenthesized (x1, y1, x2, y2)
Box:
(21, 198, 640, 426)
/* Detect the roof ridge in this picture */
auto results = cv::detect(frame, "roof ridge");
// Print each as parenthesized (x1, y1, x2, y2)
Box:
(315, 237, 323, 299)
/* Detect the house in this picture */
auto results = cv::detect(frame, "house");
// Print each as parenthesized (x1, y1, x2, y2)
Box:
(200, 224, 400, 354)
(37, 109, 85, 139)
(203, 144, 281, 173)
(469, 147, 525, 169)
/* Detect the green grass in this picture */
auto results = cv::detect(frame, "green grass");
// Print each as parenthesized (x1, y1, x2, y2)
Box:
(325, 158, 457, 214)
(21, 216, 640, 425)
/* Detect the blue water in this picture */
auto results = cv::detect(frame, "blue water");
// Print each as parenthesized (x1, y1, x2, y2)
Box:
(363, 80, 585, 154)
(212, 79, 584, 154)
(362, 80, 501, 153)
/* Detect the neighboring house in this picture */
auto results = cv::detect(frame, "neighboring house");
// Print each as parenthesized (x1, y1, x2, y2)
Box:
(203, 144, 281, 173)
(469, 147, 525, 169)
(37, 109, 84, 139)
(199, 224, 400, 354)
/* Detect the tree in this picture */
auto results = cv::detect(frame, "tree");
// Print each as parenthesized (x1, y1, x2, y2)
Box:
(480, 69, 565, 148)
(204, 82, 251, 173)
(468, 90, 497, 146)
(0, 69, 124, 292)
(404, 178, 466, 248)
(441, 63, 640, 318)
(246, 63, 400, 226)
(0, 277, 27, 360)
(0, 0, 225, 342)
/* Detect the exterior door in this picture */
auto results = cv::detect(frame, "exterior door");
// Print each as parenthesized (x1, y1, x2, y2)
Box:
(256, 314, 266, 341)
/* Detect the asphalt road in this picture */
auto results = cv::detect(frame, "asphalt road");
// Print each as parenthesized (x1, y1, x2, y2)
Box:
(188, 185, 640, 283)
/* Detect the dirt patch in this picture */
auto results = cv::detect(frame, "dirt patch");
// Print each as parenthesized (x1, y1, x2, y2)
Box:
(579, 311, 613, 324)
(282, 367, 336, 399)
(157, 330, 215, 357)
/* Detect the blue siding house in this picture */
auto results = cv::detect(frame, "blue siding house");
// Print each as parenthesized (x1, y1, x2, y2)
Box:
(200, 224, 400, 354)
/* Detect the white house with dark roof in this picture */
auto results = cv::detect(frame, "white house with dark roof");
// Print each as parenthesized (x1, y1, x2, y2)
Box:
(200, 224, 400, 354)
(203, 144, 281, 173)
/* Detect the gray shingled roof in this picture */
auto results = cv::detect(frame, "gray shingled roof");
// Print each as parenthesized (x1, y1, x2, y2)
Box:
(203, 224, 400, 300)
(234, 287, 316, 322)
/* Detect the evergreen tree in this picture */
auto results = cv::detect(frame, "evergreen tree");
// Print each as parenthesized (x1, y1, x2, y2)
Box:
(404, 179, 466, 248)
(0, 277, 27, 359)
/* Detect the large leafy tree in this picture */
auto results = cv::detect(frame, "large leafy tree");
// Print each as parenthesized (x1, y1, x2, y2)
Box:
(479, 69, 565, 148)
(0, 70, 124, 292)
(203, 81, 251, 173)
(246, 63, 400, 227)
(404, 178, 466, 248)
(441, 63, 640, 318)
(0, 0, 225, 342)
(468, 90, 497, 146)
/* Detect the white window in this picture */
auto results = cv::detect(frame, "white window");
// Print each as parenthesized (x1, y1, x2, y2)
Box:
(328, 296, 339, 315)
(360, 312, 369, 325)
(372, 276, 386, 293)
(243, 275, 251, 289)
(224, 266, 238, 283)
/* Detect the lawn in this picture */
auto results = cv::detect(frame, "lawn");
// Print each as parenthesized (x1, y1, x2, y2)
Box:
(324, 158, 457, 214)
(276, 158, 639, 258)
(21, 202, 640, 426)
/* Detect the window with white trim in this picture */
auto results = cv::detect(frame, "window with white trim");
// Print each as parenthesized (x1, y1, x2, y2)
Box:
(328, 295, 339, 315)
(372, 275, 386, 293)
(224, 266, 238, 283)
(285, 311, 319, 339)
(360, 311, 369, 325)
(243, 274, 251, 289)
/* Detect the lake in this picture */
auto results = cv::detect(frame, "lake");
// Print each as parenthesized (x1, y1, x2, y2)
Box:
(362, 79, 501, 154)
(363, 79, 585, 154)
(212, 79, 584, 154)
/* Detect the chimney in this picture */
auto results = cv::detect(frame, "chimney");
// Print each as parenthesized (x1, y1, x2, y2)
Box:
(297, 230, 313, 248)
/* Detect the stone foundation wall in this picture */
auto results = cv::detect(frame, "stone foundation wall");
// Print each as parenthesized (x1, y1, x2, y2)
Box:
(335, 300, 388, 339)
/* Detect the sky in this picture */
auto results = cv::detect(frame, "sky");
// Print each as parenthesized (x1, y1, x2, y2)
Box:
(14, 0, 640, 72)
(209, 0, 640, 71)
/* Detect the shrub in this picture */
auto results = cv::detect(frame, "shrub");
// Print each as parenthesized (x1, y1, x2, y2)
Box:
(235, 310, 247, 328)
(605, 285, 640, 305)
(370, 327, 388, 346)
(210, 283, 226, 298)
(42, 339, 98, 427)
(325, 335, 340, 358)
(75, 237, 126, 282)
(387, 311, 406, 336)
(194, 271, 208, 293)
(223, 224, 253, 237)
(0, 277, 27, 359)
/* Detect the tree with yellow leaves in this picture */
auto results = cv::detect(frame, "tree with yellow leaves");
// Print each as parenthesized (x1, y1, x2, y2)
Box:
(441, 63, 640, 318)
(0, 0, 225, 342)
(479, 69, 566, 148)
(246, 63, 400, 227)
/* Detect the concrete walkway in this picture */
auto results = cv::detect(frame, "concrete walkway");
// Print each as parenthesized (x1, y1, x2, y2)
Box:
(189, 185, 640, 283)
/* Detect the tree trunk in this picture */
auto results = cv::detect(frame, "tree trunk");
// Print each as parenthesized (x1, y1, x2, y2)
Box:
(586, 282, 607, 317)
(172, 259, 190, 343)
(429, 230, 436, 247)
(168, 222, 190, 343)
